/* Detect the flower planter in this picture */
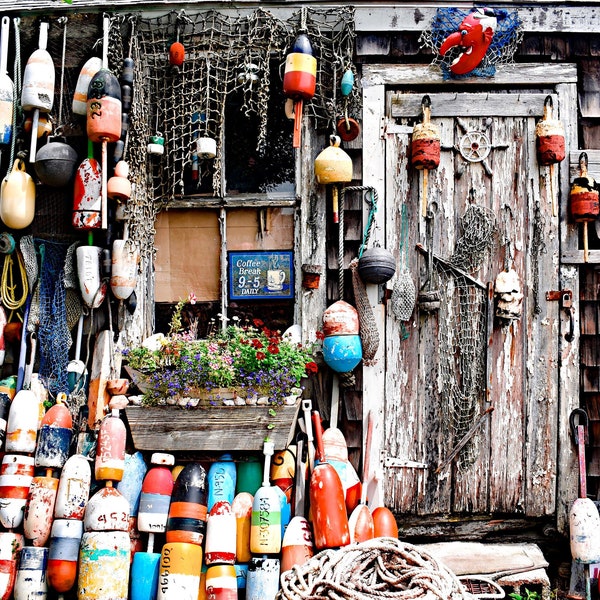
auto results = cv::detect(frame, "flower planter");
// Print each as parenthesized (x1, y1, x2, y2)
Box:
(124, 400, 301, 452)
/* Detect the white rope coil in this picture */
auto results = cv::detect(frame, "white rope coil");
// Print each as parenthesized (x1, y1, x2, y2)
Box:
(277, 537, 472, 600)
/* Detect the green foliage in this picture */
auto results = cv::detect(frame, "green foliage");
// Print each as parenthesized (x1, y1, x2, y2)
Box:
(509, 588, 541, 600)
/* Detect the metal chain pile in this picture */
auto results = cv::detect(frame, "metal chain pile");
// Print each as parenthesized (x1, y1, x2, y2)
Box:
(277, 537, 471, 600)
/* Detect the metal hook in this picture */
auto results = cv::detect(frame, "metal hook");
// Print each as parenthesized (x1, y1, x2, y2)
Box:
(570, 408, 589, 444)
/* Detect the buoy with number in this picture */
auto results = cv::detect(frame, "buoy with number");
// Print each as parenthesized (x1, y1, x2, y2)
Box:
(309, 410, 350, 550)
(283, 33, 317, 149)
(47, 518, 83, 596)
(21, 21, 54, 163)
(569, 152, 599, 263)
(0, 454, 34, 530)
(166, 462, 208, 546)
(411, 95, 440, 218)
(0, 532, 23, 600)
(156, 541, 202, 600)
(95, 408, 127, 483)
(208, 453, 236, 512)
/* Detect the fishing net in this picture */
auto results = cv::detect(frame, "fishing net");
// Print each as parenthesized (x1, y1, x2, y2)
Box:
(34, 239, 72, 398)
(435, 203, 496, 469)
(391, 204, 416, 325)
(419, 8, 523, 79)
(350, 258, 379, 367)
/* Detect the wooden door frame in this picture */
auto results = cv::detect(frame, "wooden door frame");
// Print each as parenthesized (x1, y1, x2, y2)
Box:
(361, 63, 579, 534)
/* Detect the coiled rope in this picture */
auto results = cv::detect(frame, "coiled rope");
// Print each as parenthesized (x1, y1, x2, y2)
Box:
(277, 537, 471, 600)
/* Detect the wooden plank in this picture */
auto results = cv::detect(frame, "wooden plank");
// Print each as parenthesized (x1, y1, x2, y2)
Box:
(124, 403, 300, 452)
(391, 93, 553, 118)
(363, 64, 578, 88)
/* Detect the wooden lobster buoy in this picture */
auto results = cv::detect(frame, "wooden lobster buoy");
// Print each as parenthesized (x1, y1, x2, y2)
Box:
(54, 454, 91, 521)
(0, 17, 13, 147)
(411, 95, 440, 218)
(208, 453, 237, 512)
(166, 462, 208, 546)
(569, 152, 599, 262)
(73, 141, 102, 230)
(22, 21, 54, 163)
(0, 532, 23, 600)
(5, 389, 41, 454)
(250, 441, 282, 555)
(246, 557, 280, 600)
(95, 409, 127, 483)
(23, 472, 58, 546)
(73, 56, 102, 116)
(77, 245, 106, 309)
(314, 135, 353, 223)
(283, 33, 316, 149)
(205, 500, 236, 565)
(309, 411, 350, 550)
(47, 519, 83, 595)
(232, 492, 253, 564)
(205, 564, 238, 600)
(536, 95, 565, 216)
(14, 546, 47, 600)
(0, 454, 34, 530)
(156, 542, 202, 600)
(0, 158, 36, 230)
(111, 238, 139, 299)
(280, 516, 313, 573)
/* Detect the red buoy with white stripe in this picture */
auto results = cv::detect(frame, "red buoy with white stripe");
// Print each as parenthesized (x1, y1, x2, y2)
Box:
(47, 518, 83, 595)
(0, 454, 34, 530)
(95, 408, 126, 483)
(205, 500, 236, 565)
(14, 546, 47, 599)
(280, 516, 313, 574)
(54, 454, 91, 521)
(156, 542, 202, 600)
(73, 56, 102, 116)
(0, 532, 23, 600)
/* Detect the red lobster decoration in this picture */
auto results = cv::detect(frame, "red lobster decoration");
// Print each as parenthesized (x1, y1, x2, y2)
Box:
(439, 8, 497, 76)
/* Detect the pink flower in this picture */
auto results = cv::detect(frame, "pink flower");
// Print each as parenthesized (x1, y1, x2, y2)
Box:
(188, 292, 197, 305)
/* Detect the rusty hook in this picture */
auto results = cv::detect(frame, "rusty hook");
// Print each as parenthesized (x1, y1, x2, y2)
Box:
(570, 408, 589, 445)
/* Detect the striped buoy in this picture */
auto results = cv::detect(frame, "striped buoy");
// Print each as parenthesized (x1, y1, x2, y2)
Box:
(35, 394, 73, 469)
(281, 516, 313, 573)
(138, 453, 175, 534)
(14, 546, 47, 600)
(73, 56, 102, 116)
(47, 519, 83, 595)
(95, 409, 126, 483)
(205, 500, 236, 565)
(205, 564, 237, 600)
(0, 454, 34, 530)
(156, 542, 202, 600)
(0, 532, 23, 600)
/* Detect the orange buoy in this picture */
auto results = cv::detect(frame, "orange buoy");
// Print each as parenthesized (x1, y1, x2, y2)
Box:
(411, 95, 440, 218)
(166, 462, 208, 546)
(73, 56, 103, 116)
(95, 408, 127, 483)
(0, 454, 34, 530)
(205, 500, 236, 565)
(309, 411, 350, 550)
(169, 42, 185, 68)
(47, 518, 83, 595)
(283, 33, 317, 149)
(205, 564, 238, 600)
(348, 504, 374, 543)
(280, 515, 313, 573)
(232, 492, 253, 564)
(54, 454, 91, 520)
(107, 160, 132, 202)
(372, 506, 399, 539)
(156, 541, 202, 600)
(569, 152, 599, 262)
(270, 448, 295, 505)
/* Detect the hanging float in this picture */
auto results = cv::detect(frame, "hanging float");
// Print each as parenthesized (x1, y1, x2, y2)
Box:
(0, 156, 36, 229)
(569, 152, 599, 262)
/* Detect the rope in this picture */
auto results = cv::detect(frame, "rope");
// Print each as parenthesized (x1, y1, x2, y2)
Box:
(6, 17, 20, 179)
(0, 249, 28, 316)
(277, 537, 470, 600)
(57, 16, 68, 130)
(338, 186, 345, 300)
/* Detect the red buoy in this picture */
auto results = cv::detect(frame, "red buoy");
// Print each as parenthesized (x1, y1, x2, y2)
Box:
(569, 152, 599, 262)
(0, 454, 34, 530)
(73, 141, 102, 230)
(372, 506, 399, 539)
(309, 411, 350, 550)
(0, 532, 22, 600)
(169, 42, 185, 69)
(35, 393, 73, 470)
(280, 515, 313, 573)
(283, 33, 317, 149)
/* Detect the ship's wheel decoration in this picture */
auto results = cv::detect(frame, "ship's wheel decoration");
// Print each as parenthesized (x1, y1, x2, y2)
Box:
(419, 7, 522, 79)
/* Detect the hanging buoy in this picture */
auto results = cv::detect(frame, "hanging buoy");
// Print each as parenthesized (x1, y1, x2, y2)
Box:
(34, 135, 78, 187)
(322, 300, 359, 337)
(34, 393, 73, 469)
(0, 532, 23, 600)
(5, 389, 40, 454)
(250, 440, 282, 555)
(232, 492, 253, 564)
(0, 454, 34, 530)
(411, 95, 440, 218)
(73, 140, 102, 230)
(156, 542, 202, 600)
(357, 246, 396, 285)
(0, 157, 36, 230)
(166, 462, 208, 546)
(14, 546, 47, 599)
(130, 551, 161, 600)
(208, 453, 237, 512)
(47, 519, 83, 595)
(569, 152, 599, 262)
(0, 17, 13, 146)
(309, 411, 350, 550)
(536, 95, 565, 217)
(494, 267, 524, 322)
(322, 334, 362, 373)
(95, 408, 127, 483)
(283, 33, 317, 149)
(87, 67, 122, 144)
(107, 160, 132, 202)
(280, 516, 313, 573)
(77, 245, 106, 308)
(205, 500, 236, 565)
(111, 239, 139, 301)
(169, 41, 185, 74)
(54, 454, 91, 521)
(314, 135, 353, 224)
(73, 56, 103, 116)
(21, 21, 54, 163)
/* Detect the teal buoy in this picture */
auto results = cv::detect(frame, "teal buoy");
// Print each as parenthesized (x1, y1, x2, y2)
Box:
(322, 334, 362, 373)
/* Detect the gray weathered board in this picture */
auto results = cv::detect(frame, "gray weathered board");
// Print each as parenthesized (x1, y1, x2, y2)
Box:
(124, 403, 301, 452)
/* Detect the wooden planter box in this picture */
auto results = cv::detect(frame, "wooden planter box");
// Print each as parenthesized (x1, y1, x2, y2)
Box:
(124, 402, 301, 452)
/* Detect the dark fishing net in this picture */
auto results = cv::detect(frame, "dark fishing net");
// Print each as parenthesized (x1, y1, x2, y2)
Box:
(35, 239, 72, 398)
(419, 8, 523, 79)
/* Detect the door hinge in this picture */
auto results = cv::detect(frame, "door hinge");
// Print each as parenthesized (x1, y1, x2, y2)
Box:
(383, 455, 429, 469)
(546, 289, 574, 342)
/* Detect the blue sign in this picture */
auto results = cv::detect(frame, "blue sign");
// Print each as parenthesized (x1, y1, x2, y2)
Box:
(228, 251, 294, 300)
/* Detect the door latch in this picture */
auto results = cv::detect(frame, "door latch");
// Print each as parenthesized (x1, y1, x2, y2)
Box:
(546, 289, 574, 342)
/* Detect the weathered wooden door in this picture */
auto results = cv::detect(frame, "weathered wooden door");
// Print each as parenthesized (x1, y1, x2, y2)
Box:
(361, 65, 580, 532)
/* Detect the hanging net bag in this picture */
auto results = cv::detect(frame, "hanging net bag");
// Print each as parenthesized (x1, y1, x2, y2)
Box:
(391, 204, 416, 323)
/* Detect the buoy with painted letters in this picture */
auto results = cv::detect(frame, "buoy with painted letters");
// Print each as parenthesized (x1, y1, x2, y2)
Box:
(207, 453, 236, 512)
(95, 408, 126, 483)
(156, 541, 202, 600)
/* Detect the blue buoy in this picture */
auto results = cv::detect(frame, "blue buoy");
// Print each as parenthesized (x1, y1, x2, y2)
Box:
(322, 334, 362, 373)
